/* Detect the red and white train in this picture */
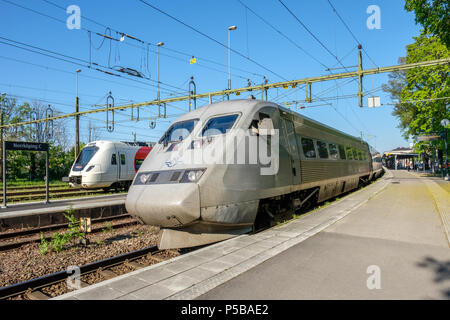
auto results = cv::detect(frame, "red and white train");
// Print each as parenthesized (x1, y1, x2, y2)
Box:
(68, 140, 153, 190)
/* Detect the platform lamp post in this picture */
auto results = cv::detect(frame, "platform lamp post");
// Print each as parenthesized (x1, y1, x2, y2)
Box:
(75, 69, 81, 161)
(228, 25, 237, 96)
(157, 42, 164, 104)
(441, 118, 449, 180)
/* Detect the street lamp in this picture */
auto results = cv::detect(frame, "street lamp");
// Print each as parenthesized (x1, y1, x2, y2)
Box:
(75, 69, 81, 160)
(157, 42, 164, 103)
(228, 25, 237, 93)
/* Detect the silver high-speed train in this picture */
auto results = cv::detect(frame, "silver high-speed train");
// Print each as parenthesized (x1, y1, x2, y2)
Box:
(126, 98, 383, 249)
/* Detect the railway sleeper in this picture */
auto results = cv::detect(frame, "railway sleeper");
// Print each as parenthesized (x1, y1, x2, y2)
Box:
(26, 290, 50, 300)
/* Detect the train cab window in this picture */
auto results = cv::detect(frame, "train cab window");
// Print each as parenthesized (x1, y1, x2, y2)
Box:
(301, 138, 316, 158)
(72, 146, 99, 171)
(111, 154, 117, 165)
(201, 114, 239, 137)
(352, 149, 359, 160)
(328, 143, 339, 160)
(316, 141, 329, 159)
(135, 159, 144, 170)
(345, 147, 353, 160)
(338, 145, 346, 160)
(120, 154, 126, 165)
(160, 119, 199, 145)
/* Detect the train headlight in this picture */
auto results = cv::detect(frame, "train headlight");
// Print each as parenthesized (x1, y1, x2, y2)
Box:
(181, 169, 205, 183)
(139, 173, 151, 184)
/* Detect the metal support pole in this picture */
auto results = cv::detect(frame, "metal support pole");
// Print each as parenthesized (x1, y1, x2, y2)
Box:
(75, 96, 79, 161)
(157, 46, 160, 103)
(157, 42, 164, 104)
(358, 45, 363, 107)
(228, 29, 231, 91)
(2, 140, 6, 208)
(45, 150, 49, 204)
(445, 128, 449, 180)
(0, 95, 3, 186)
(75, 69, 81, 161)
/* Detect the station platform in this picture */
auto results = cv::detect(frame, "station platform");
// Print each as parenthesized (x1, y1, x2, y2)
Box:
(55, 169, 450, 300)
(0, 194, 126, 229)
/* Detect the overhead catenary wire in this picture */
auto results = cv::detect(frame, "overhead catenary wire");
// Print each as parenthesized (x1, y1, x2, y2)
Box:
(236, 0, 329, 70)
(0, 37, 188, 96)
(326, 0, 378, 68)
(39, 0, 265, 79)
(138, 0, 288, 81)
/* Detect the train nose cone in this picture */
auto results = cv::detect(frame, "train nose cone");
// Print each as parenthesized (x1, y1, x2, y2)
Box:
(125, 184, 200, 227)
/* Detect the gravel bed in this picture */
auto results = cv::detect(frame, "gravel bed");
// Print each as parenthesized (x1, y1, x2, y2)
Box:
(0, 215, 135, 239)
(0, 223, 160, 288)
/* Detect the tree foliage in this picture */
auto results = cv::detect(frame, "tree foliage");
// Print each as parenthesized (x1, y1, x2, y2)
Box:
(405, 0, 450, 47)
(0, 95, 74, 182)
(383, 32, 449, 154)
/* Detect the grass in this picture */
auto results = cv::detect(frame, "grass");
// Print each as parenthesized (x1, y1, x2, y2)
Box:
(0, 179, 66, 188)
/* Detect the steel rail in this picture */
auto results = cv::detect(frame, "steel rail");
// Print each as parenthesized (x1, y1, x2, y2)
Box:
(0, 245, 159, 300)
(0, 214, 131, 240)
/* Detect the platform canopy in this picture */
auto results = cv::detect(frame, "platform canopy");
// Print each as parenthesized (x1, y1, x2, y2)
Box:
(384, 147, 419, 158)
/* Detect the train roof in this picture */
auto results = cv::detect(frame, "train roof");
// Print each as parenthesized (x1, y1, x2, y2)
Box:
(84, 140, 154, 148)
(175, 99, 365, 145)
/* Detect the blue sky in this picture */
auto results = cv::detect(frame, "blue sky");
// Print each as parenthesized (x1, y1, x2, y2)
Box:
(0, 0, 422, 152)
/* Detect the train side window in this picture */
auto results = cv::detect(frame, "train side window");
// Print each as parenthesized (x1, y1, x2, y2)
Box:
(352, 149, 359, 160)
(345, 147, 353, 160)
(328, 143, 339, 160)
(111, 154, 117, 165)
(338, 145, 346, 160)
(316, 140, 329, 159)
(301, 138, 316, 158)
(358, 150, 364, 161)
(120, 154, 126, 165)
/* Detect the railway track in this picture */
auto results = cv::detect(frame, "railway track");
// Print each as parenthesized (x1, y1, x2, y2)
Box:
(1, 188, 115, 203)
(0, 214, 138, 251)
(0, 245, 174, 300)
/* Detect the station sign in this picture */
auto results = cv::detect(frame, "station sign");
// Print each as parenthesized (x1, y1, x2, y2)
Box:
(417, 134, 441, 142)
(4, 141, 49, 152)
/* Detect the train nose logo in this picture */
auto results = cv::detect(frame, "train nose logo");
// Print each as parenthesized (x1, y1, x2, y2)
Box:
(165, 157, 179, 167)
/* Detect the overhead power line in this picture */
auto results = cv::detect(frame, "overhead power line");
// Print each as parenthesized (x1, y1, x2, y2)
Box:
(40, 0, 264, 79)
(326, 0, 378, 68)
(236, 0, 329, 70)
(138, 0, 288, 81)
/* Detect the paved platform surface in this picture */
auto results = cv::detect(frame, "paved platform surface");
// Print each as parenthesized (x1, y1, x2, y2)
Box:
(200, 170, 449, 300)
(55, 168, 449, 300)
(0, 194, 126, 219)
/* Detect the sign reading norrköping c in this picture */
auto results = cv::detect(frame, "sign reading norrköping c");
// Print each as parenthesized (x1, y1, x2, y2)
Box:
(5, 141, 49, 152)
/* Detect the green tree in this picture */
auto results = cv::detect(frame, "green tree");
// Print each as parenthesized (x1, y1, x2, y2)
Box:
(383, 32, 449, 157)
(405, 0, 450, 47)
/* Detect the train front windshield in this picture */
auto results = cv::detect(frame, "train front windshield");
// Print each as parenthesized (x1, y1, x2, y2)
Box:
(159, 119, 199, 145)
(72, 146, 99, 171)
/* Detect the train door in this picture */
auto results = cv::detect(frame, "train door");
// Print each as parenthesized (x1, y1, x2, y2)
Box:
(280, 116, 301, 185)
(118, 152, 127, 180)
(110, 152, 118, 182)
